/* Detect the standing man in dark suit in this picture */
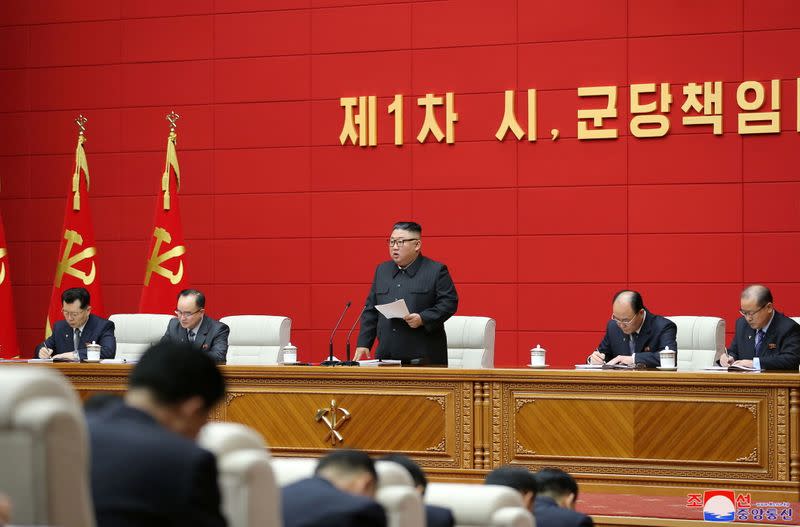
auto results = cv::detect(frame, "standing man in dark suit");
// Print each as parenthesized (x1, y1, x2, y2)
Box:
(533, 468, 593, 527)
(162, 289, 229, 363)
(588, 290, 677, 368)
(354, 222, 458, 365)
(721, 284, 800, 370)
(36, 287, 116, 360)
(281, 449, 386, 527)
(86, 341, 227, 527)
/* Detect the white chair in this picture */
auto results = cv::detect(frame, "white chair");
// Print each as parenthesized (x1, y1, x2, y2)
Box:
(791, 317, 800, 325)
(666, 316, 726, 370)
(220, 315, 291, 365)
(0, 366, 95, 527)
(197, 422, 281, 527)
(425, 483, 534, 527)
(270, 457, 424, 527)
(109, 313, 175, 362)
(445, 316, 496, 368)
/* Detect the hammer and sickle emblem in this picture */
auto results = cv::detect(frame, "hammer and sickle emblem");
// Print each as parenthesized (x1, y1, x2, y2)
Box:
(315, 399, 351, 445)
(144, 227, 186, 286)
(0, 248, 6, 286)
(55, 230, 96, 287)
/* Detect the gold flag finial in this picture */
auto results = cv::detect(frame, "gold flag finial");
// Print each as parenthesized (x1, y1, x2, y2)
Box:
(72, 115, 90, 210)
(161, 111, 181, 210)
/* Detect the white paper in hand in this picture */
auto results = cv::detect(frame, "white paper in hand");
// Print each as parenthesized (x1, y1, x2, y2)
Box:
(375, 299, 410, 319)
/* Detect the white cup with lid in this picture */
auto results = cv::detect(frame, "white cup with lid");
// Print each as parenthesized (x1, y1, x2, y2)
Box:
(283, 343, 297, 364)
(659, 346, 676, 368)
(86, 342, 101, 361)
(530, 344, 546, 367)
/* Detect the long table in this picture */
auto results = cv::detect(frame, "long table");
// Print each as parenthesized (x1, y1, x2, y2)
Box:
(50, 364, 800, 501)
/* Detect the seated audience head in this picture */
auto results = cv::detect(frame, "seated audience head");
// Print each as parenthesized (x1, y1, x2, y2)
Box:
(740, 284, 774, 330)
(389, 221, 423, 267)
(175, 288, 206, 330)
(126, 341, 225, 439)
(61, 287, 92, 329)
(611, 290, 645, 335)
(484, 465, 538, 510)
(315, 449, 379, 499)
(534, 468, 580, 510)
(380, 453, 428, 495)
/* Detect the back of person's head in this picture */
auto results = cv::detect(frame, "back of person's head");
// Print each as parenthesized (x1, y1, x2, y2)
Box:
(534, 468, 580, 509)
(380, 453, 428, 494)
(485, 466, 538, 510)
(315, 449, 378, 498)
(127, 341, 225, 439)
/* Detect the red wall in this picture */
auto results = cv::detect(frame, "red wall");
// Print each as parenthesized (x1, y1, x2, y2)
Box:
(1, 0, 800, 366)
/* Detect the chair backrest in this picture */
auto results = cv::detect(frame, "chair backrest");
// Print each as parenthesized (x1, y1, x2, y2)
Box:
(0, 366, 95, 527)
(198, 422, 281, 527)
(109, 314, 175, 361)
(444, 316, 496, 368)
(666, 316, 726, 369)
(791, 317, 800, 325)
(271, 457, 424, 527)
(220, 315, 291, 365)
(425, 483, 534, 527)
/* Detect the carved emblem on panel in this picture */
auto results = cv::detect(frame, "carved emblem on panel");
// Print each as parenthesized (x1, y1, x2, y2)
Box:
(515, 397, 536, 412)
(315, 399, 351, 445)
(427, 395, 446, 411)
(736, 403, 757, 420)
(427, 438, 446, 452)
(737, 447, 758, 463)
(515, 440, 536, 455)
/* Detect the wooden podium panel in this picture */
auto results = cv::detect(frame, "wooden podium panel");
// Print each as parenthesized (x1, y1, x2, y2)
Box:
(46, 364, 800, 501)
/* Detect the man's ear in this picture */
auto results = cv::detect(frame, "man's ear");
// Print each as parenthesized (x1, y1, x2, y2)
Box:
(178, 395, 205, 419)
(561, 492, 576, 510)
(522, 490, 535, 510)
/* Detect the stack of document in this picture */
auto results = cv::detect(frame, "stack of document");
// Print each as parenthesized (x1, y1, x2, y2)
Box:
(358, 359, 402, 367)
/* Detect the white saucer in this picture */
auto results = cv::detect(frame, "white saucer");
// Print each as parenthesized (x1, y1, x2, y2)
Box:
(527, 364, 549, 368)
(656, 366, 678, 371)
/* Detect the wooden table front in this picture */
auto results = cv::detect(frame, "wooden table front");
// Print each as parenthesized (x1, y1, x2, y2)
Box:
(51, 364, 800, 501)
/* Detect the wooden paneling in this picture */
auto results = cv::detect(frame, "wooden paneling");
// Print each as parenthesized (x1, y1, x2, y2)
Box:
(50, 364, 800, 501)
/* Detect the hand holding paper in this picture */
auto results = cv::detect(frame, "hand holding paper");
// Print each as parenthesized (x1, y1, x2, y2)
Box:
(375, 299, 410, 319)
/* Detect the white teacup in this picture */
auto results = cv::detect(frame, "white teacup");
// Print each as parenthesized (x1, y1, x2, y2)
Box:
(86, 343, 101, 361)
(530, 344, 546, 367)
(659, 347, 676, 368)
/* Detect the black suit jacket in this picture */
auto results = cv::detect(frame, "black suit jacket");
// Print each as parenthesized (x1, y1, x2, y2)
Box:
(534, 496, 593, 527)
(596, 310, 677, 367)
(727, 311, 800, 370)
(36, 313, 116, 359)
(281, 476, 386, 527)
(357, 255, 458, 365)
(86, 400, 226, 527)
(162, 315, 229, 363)
(426, 504, 455, 527)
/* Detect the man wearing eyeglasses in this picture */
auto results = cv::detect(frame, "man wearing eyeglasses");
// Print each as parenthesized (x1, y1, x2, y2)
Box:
(354, 222, 458, 365)
(720, 284, 800, 370)
(36, 287, 116, 360)
(588, 290, 677, 367)
(161, 289, 229, 364)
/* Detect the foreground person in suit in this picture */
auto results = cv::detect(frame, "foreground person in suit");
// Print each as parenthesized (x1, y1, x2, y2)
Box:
(86, 342, 227, 527)
(534, 468, 593, 527)
(721, 284, 800, 370)
(354, 221, 458, 365)
(484, 466, 538, 511)
(588, 290, 677, 368)
(36, 287, 116, 360)
(380, 454, 455, 527)
(162, 288, 229, 363)
(282, 449, 386, 527)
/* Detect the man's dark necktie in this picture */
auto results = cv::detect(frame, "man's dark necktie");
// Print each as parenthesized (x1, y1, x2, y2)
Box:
(188, 330, 196, 343)
(628, 333, 636, 355)
(74, 328, 81, 351)
(754, 329, 765, 357)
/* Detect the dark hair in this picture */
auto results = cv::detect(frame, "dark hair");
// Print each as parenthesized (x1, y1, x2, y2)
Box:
(315, 449, 377, 481)
(742, 284, 773, 307)
(178, 288, 206, 309)
(392, 222, 422, 236)
(381, 453, 428, 493)
(129, 341, 225, 410)
(62, 287, 90, 309)
(612, 290, 644, 312)
(485, 466, 538, 496)
(534, 468, 579, 499)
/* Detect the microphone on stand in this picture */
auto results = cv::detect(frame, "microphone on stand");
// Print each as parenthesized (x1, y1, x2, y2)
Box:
(342, 305, 366, 366)
(321, 301, 351, 366)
